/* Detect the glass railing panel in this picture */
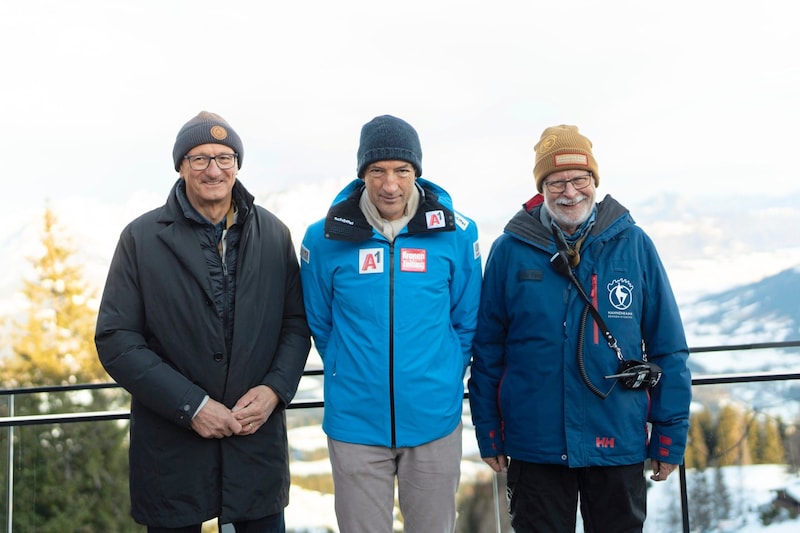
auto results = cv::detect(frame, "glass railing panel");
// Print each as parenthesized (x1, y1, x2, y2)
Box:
(2, 343, 800, 533)
(655, 379, 800, 533)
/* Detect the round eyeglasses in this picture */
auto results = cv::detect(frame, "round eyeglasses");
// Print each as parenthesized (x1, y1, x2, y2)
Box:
(184, 153, 238, 171)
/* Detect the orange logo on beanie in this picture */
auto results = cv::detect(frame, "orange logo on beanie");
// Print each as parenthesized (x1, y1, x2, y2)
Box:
(210, 125, 228, 140)
(538, 134, 558, 153)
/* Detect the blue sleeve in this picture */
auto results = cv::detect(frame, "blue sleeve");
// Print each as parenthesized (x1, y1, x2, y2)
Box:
(299, 222, 333, 359)
(639, 233, 692, 464)
(468, 237, 510, 458)
(450, 213, 483, 369)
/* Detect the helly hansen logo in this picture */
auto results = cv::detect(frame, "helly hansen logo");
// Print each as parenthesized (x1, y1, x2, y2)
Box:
(359, 248, 384, 274)
(596, 436, 615, 448)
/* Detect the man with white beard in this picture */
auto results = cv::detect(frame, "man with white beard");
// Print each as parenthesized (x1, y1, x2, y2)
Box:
(469, 125, 692, 532)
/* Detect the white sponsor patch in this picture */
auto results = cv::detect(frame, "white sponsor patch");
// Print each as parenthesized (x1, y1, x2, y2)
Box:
(300, 244, 310, 264)
(473, 240, 481, 260)
(455, 212, 469, 231)
(359, 248, 384, 274)
(426, 210, 446, 229)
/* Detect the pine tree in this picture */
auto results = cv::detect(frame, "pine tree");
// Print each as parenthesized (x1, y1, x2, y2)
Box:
(758, 416, 786, 465)
(686, 408, 711, 470)
(747, 414, 762, 463)
(713, 403, 751, 467)
(3, 207, 105, 386)
(0, 207, 136, 531)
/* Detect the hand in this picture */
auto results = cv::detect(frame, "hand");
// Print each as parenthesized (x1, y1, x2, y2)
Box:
(650, 460, 678, 482)
(232, 385, 279, 435)
(190, 398, 242, 438)
(482, 455, 508, 473)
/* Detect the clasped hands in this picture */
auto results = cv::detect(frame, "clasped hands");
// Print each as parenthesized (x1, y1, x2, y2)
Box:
(190, 385, 279, 439)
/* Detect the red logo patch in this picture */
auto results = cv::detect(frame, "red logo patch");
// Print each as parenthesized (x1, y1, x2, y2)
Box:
(400, 248, 426, 272)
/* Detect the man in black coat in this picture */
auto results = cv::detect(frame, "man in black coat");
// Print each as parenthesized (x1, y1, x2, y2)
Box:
(95, 111, 311, 532)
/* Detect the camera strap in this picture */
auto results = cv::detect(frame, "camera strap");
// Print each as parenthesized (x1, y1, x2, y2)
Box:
(549, 225, 663, 395)
(548, 226, 624, 362)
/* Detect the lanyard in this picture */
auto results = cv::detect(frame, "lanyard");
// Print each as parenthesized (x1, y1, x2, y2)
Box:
(549, 225, 663, 396)
(549, 225, 624, 362)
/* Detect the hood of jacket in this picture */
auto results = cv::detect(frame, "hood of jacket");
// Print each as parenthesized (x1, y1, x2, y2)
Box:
(503, 193, 631, 252)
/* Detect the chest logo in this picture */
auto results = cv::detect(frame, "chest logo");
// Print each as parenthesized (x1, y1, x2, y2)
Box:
(400, 248, 427, 272)
(607, 278, 634, 310)
(359, 248, 384, 274)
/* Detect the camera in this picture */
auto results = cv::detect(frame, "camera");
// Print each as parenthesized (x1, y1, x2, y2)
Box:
(605, 360, 663, 390)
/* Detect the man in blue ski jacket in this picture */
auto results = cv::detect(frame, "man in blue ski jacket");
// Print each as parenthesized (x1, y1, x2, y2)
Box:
(300, 115, 482, 533)
(468, 124, 692, 532)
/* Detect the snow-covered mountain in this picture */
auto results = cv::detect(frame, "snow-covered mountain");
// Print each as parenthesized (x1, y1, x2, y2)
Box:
(684, 266, 800, 348)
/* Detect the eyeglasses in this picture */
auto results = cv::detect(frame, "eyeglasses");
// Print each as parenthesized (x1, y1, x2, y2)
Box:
(544, 173, 593, 194)
(184, 153, 238, 171)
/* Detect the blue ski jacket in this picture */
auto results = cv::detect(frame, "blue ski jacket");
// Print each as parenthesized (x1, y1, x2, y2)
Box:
(301, 178, 482, 448)
(468, 194, 691, 468)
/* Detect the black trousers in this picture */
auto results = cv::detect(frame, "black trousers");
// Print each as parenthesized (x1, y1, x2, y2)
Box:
(506, 460, 646, 533)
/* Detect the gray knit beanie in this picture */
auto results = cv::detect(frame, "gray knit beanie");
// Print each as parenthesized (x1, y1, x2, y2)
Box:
(357, 115, 422, 178)
(172, 111, 244, 171)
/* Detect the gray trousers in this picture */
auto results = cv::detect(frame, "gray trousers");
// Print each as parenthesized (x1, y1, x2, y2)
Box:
(327, 423, 462, 533)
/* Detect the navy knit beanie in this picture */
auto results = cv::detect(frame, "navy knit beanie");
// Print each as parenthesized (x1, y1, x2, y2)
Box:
(173, 111, 244, 171)
(357, 115, 422, 178)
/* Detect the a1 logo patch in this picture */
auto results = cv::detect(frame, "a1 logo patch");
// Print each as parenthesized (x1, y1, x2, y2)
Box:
(359, 248, 384, 274)
(426, 210, 446, 229)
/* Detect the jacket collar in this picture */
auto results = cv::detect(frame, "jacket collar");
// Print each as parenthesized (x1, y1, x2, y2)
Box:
(323, 178, 456, 242)
(505, 193, 630, 250)
(160, 178, 254, 226)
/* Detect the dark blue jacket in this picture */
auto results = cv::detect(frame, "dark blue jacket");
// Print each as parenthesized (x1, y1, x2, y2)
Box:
(469, 194, 691, 467)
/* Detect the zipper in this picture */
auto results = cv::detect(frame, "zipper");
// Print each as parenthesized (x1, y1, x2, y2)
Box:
(591, 273, 599, 344)
(389, 242, 397, 448)
(221, 229, 230, 349)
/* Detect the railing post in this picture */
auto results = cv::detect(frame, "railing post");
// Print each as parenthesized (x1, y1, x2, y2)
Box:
(6, 394, 13, 533)
(679, 463, 689, 533)
(492, 471, 502, 533)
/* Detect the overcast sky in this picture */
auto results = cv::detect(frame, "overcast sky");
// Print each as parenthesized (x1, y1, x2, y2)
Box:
(3, 0, 799, 228)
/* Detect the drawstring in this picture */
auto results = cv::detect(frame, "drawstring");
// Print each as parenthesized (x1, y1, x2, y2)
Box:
(217, 203, 236, 256)
(552, 223, 588, 267)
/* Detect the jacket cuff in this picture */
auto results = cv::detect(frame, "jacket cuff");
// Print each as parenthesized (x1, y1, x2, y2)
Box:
(478, 427, 504, 458)
(648, 432, 685, 465)
(174, 387, 207, 428)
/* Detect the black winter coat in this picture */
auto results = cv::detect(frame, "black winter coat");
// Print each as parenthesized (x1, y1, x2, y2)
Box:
(95, 179, 311, 527)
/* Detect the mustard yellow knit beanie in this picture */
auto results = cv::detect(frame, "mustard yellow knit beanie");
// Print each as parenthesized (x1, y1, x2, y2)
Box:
(533, 125, 599, 192)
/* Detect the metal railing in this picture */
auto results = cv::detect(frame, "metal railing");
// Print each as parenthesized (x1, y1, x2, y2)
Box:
(2, 341, 800, 533)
